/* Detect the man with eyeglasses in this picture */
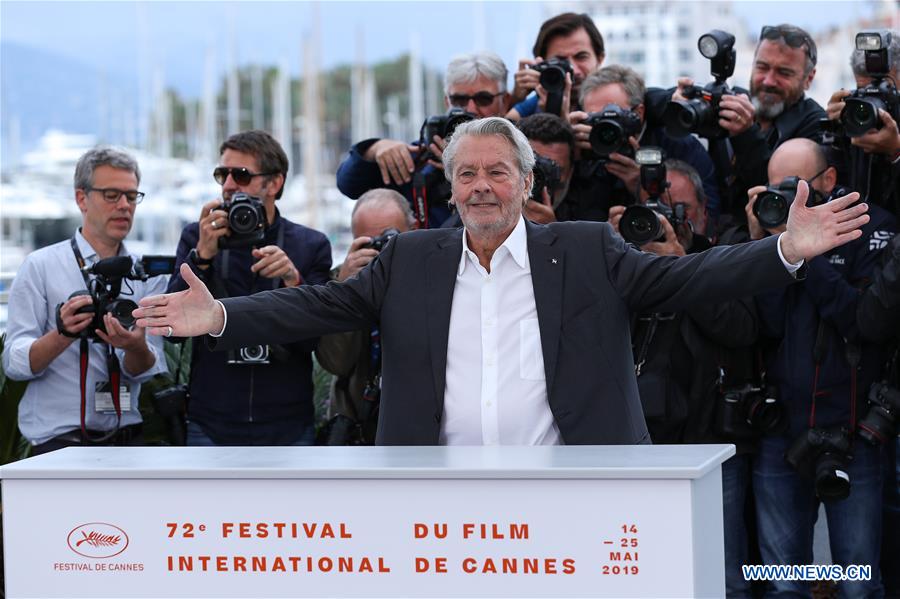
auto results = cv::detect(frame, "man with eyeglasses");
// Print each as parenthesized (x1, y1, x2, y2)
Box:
(166, 129, 332, 446)
(2, 147, 168, 454)
(649, 24, 826, 232)
(746, 138, 895, 598)
(336, 51, 510, 228)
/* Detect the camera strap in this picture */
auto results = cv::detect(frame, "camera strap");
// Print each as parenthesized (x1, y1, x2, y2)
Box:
(809, 319, 859, 433)
(411, 170, 429, 229)
(360, 327, 382, 420)
(633, 312, 677, 377)
(70, 236, 92, 288)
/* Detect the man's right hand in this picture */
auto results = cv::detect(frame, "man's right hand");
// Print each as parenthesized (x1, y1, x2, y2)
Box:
(745, 186, 769, 241)
(511, 57, 542, 104)
(672, 77, 695, 102)
(57, 295, 95, 338)
(826, 89, 851, 122)
(135, 263, 222, 338)
(197, 199, 230, 261)
(363, 139, 421, 186)
(337, 237, 380, 282)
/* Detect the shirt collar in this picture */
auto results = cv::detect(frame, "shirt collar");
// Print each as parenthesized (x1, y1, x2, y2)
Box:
(458, 216, 529, 276)
(75, 228, 129, 263)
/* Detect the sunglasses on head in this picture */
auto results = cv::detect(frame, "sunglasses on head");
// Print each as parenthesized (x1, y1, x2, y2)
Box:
(213, 166, 277, 186)
(448, 91, 504, 108)
(759, 26, 817, 64)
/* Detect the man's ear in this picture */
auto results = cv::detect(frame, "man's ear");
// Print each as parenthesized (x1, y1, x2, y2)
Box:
(803, 67, 816, 90)
(635, 103, 645, 122)
(823, 165, 837, 190)
(75, 189, 88, 213)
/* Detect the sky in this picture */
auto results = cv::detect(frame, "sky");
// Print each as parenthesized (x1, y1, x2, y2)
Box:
(0, 0, 882, 99)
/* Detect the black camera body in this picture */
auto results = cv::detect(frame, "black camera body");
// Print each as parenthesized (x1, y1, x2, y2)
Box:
(583, 104, 642, 159)
(858, 381, 900, 446)
(840, 30, 900, 137)
(619, 147, 685, 246)
(421, 108, 475, 146)
(227, 345, 271, 365)
(753, 176, 801, 229)
(530, 155, 562, 202)
(365, 228, 400, 251)
(785, 426, 853, 501)
(717, 384, 787, 439)
(57, 255, 175, 341)
(532, 58, 573, 116)
(217, 192, 267, 249)
(664, 30, 737, 140)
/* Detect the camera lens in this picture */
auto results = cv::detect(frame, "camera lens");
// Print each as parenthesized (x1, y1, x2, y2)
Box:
(620, 205, 663, 246)
(229, 204, 259, 234)
(746, 397, 784, 434)
(663, 102, 699, 138)
(754, 192, 790, 229)
(841, 97, 883, 136)
(107, 299, 138, 329)
(243, 346, 264, 360)
(589, 122, 625, 156)
(814, 454, 851, 501)
(539, 66, 566, 92)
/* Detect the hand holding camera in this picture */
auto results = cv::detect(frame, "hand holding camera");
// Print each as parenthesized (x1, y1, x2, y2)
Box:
(364, 139, 422, 186)
(536, 71, 573, 117)
(197, 199, 231, 261)
(716, 93, 756, 136)
(250, 245, 301, 287)
(337, 229, 399, 282)
(56, 294, 95, 340)
(512, 57, 544, 104)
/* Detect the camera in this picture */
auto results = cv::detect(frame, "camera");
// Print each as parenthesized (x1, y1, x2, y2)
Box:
(785, 426, 853, 501)
(753, 176, 800, 229)
(581, 104, 642, 160)
(716, 384, 787, 439)
(365, 228, 400, 251)
(664, 30, 737, 139)
(620, 148, 686, 246)
(217, 192, 267, 249)
(531, 58, 573, 115)
(530, 154, 562, 202)
(227, 345, 270, 365)
(56, 255, 175, 341)
(421, 108, 475, 147)
(858, 382, 900, 446)
(840, 31, 900, 137)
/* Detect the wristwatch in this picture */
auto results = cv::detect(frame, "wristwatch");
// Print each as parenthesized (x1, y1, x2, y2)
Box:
(188, 248, 213, 266)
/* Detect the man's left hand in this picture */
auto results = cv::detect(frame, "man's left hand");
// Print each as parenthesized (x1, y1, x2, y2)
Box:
(780, 180, 869, 263)
(426, 135, 448, 171)
(642, 215, 687, 257)
(251, 245, 301, 287)
(605, 137, 641, 195)
(718, 93, 756, 136)
(851, 109, 900, 156)
(95, 314, 148, 352)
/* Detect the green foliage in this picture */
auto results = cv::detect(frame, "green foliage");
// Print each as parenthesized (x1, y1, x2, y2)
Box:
(0, 333, 31, 465)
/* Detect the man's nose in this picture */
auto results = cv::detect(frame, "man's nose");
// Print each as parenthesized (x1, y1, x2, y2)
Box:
(762, 70, 779, 88)
(222, 173, 239, 192)
(466, 98, 480, 114)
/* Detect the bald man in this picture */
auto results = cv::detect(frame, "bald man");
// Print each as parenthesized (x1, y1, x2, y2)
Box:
(747, 138, 896, 597)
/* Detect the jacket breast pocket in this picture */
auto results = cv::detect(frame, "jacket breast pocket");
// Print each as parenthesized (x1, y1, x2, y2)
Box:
(520, 318, 545, 380)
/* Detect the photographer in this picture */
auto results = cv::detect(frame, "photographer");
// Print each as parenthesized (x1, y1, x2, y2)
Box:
(515, 113, 575, 224)
(826, 29, 900, 217)
(649, 24, 825, 228)
(1, 148, 167, 454)
(315, 189, 415, 445)
(564, 66, 719, 225)
(610, 158, 760, 596)
(167, 130, 332, 446)
(748, 138, 895, 597)
(506, 12, 605, 121)
(336, 52, 510, 229)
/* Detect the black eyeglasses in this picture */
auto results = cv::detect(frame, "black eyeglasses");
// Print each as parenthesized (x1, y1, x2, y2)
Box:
(759, 25, 817, 64)
(448, 91, 504, 108)
(87, 187, 145, 204)
(213, 166, 277, 186)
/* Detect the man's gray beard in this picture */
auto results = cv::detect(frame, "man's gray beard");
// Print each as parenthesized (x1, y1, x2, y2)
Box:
(752, 95, 785, 121)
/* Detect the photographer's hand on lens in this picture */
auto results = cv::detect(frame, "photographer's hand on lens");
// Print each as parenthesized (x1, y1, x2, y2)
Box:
(94, 313, 145, 351)
(604, 137, 642, 195)
(745, 186, 770, 241)
(512, 57, 543, 104)
(337, 237, 380, 282)
(779, 180, 870, 264)
(425, 135, 447, 171)
(197, 199, 231, 261)
(536, 72, 572, 118)
(672, 77, 695, 103)
(567, 111, 593, 154)
(524, 188, 557, 225)
(642, 215, 687, 257)
(826, 89, 851, 122)
(134, 263, 223, 338)
(717, 93, 756, 136)
(363, 139, 421, 186)
(57, 295, 95, 339)
(608, 205, 626, 235)
(850, 109, 900, 155)
(251, 245, 301, 287)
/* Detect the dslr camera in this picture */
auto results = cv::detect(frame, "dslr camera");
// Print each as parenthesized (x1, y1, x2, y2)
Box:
(217, 192, 267, 249)
(582, 104, 642, 160)
(365, 228, 400, 251)
(532, 58, 573, 115)
(785, 426, 853, 501)
(227, 344, 271, 366)
(421, 108, 475, 148)
(530, 155, 562, 202)
(753, 176, 800, 229)
(664, 30, 737, 139)
(716, 384, 786, 439)
(858, 381, 900, 446)
(840, 31, 900, 137)
(620, 148, 686, 246)
(57, 254, 176, 341)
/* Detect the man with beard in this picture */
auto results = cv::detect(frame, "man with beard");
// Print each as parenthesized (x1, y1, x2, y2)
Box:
(650, 24, 825, 230)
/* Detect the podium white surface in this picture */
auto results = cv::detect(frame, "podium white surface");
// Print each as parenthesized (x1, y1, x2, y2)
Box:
(1, 444, 734, 598)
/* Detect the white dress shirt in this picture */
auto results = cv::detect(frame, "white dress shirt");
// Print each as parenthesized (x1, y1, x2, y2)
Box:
(441, 217, 562, 445)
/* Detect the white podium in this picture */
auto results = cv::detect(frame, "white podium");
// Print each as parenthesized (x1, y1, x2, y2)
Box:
(1, 444, 733, 598)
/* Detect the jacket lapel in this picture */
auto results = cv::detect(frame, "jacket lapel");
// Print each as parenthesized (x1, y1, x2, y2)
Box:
(526, 221, 563, 393)
(425, 228, 463, 416)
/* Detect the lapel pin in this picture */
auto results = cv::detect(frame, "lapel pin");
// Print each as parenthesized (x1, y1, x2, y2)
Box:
(551, 258, 558, 264)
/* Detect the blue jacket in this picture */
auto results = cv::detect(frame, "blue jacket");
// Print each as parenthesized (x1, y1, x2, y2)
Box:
(167, 211, 332, 444)
(335, 138, 452, 228)
(756, 202, 897, 436)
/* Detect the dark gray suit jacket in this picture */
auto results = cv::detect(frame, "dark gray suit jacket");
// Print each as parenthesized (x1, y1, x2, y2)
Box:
(213, 220, 795, 445)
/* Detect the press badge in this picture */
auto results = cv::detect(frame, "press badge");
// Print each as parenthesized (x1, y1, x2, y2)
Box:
(94, 382, 131, 413)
